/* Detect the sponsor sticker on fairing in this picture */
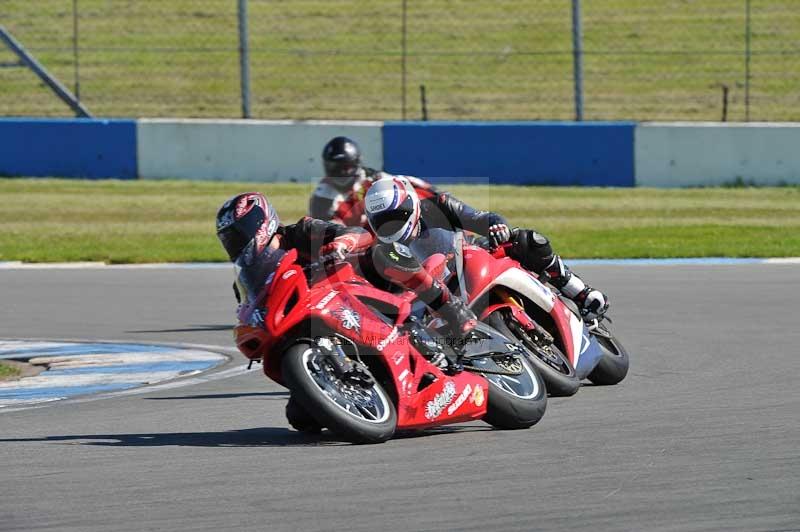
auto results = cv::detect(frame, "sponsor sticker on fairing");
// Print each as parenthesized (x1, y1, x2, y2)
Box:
(377, 327, 399, 351)
(446, 384, 472, 416)
(314, 290, 339, 310)
(398, 369, 410, 382)
(471, 384, 485, 407)
(333, 308, 361, 332)
(424, 381, 457, 420)
(392, 351, 405, 366)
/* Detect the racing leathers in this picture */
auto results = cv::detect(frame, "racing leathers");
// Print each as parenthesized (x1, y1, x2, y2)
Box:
(309, 168, 437, 227)
(308, 167, 381, 223)
(232, 216, 373, 305)
(391, 184, 607, 321)
(359, 190, 512, 339)
(361, 189, 608, 327)
(314, 172, 608, 321)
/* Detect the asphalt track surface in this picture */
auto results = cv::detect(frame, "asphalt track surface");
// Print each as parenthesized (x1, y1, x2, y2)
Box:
(1, 264, 798, 532)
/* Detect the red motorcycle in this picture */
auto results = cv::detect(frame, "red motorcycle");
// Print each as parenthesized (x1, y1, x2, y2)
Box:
(431, 233, 629, 396)
(232, 248, 547, 444)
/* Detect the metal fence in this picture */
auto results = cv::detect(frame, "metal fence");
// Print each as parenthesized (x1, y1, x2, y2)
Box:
(1, 0, 798, 121)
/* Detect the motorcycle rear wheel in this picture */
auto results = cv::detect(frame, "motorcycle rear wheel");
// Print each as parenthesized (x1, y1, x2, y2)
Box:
(485, 311, 580, 397)
(587, 325, 630, 386)
(481, 355, 547, 430)
(282, 343, 397, 444)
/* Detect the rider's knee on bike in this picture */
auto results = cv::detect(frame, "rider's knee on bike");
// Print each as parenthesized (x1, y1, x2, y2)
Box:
(509, 229, 609, 321)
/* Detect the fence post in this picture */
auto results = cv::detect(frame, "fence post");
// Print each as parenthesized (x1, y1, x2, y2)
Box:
(72, 0, 81, 102)
(571, 0, 584, 121)
(238, 0, 251, 119)
(744, 0, 751, 122)
(401, 0, 408, 120)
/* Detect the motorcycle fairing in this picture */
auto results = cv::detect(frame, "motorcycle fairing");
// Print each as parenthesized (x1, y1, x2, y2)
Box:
(459, 244, 603, 378)
(237, 249, 487, 428)
(549, 304, 603, 379)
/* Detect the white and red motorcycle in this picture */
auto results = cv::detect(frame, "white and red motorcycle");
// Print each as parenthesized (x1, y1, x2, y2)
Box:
(417, 231, 629, 396)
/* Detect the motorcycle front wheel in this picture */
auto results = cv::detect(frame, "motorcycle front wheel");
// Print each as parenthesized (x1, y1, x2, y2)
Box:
(484, 311, 580, 397)
(281, 343, 397, 444)
(587, 323, 630, 386)
(285, 396, 323, 434)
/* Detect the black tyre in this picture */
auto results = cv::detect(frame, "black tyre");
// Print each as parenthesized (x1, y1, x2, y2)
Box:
(481, 355, 547, 430)
(587, 325, 629, 386)
(281, 343, 397, 444)
(485, 311, 580, 397)
(285, 396, 323, 434)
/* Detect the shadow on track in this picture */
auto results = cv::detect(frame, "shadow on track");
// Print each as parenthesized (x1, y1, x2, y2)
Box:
(0, 428, 344, 447)
(0, 425, 492, 448)
(125, 324, 234, 333)
(147, 391, 288, 400)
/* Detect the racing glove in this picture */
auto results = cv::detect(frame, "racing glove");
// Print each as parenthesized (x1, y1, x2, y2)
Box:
(487, 222, 512, 248)
(320, 241, 348, 262)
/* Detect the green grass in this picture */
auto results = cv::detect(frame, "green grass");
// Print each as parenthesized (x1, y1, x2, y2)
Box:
(1, 179, 798, 263)
(1, 0, 798, 120)
(0, 362, 22, 381)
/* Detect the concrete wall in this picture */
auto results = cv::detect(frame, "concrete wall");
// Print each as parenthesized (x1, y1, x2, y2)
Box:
(0, 118, 137, 179)
(3, 118, 800, 188)
(636, 122, 800, 187)
(137, 119, 383, 182)
(384, 121, 636, 186)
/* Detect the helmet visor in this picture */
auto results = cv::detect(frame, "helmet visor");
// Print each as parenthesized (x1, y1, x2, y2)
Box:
(369, 196, 416, 241)
(324, 159, 359, 179)
(217, 205, 266, 261)
(218, 225, 252, 261)
(234, 246, 288, 301)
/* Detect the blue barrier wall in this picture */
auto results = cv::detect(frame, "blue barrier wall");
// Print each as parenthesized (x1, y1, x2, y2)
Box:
(383, 121, 636, 186)
(0, 119, 137, 179)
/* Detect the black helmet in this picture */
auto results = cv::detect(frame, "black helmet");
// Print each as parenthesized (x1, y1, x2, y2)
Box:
(322, 136, 362, 187)
(215, 192, 280, 262)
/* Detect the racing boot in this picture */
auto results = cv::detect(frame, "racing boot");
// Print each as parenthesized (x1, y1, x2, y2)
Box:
(542, 255, 609, 321)
(436, 295, 478, 344)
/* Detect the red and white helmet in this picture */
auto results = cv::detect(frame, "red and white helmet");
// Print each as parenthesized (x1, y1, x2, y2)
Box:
(365, 176, 421, 244)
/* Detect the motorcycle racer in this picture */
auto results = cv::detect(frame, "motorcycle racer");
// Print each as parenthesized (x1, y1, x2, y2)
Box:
(362, 176, 610, 322)
(308, 136, 437, 225)
(217, 191, 472, 370)
(216, 192, 372, 305)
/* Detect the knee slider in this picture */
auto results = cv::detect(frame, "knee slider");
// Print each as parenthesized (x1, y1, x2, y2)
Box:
(372, 242, 425, 284)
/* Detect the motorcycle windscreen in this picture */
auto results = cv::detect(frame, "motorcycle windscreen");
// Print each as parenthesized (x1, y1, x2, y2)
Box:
(234, 245, 288, 306)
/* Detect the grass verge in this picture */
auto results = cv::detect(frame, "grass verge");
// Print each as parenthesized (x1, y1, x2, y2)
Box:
(0, 361, 22, 381)
(1, 1, 799, 120)
(0, 178, 798, 263)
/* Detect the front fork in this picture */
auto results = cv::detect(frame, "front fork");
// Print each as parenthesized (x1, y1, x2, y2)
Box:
(315, 336, 375, 386)
(477, 287, 554, 346)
